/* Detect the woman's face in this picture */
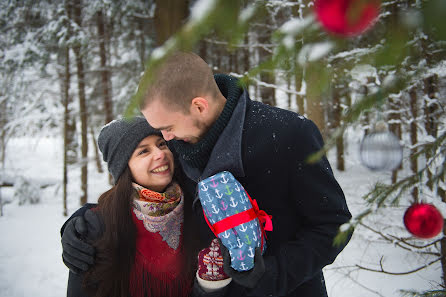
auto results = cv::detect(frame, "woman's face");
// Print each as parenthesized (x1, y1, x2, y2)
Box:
(128, 135, 174, 192)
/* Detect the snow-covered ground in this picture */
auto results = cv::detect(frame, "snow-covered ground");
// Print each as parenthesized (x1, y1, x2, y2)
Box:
(0, 134, 442, 297)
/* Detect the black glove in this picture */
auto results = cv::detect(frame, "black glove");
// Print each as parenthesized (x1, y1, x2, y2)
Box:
(83, 209, 103, 241)
(61, 215, 95, 274)
(219, 239, 265, 289)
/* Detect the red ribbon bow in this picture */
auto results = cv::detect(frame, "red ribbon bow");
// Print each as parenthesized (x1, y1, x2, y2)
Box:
(251, 197, 273, 232)
(202, 191, 273, 251)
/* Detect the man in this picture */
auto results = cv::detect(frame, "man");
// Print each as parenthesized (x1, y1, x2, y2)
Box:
(62, 52, 351, 296)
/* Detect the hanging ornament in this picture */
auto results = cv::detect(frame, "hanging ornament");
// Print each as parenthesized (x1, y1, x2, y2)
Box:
(359, 122, 403, 171)
(404, 203, 444, 239)
(314, 0, 381, 37)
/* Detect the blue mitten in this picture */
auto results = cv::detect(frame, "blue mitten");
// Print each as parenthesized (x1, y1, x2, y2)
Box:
(198, 171, 272, 272)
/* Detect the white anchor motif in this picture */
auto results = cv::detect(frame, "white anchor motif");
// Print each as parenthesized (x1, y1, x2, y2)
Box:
(221, 230, 231, 239)
(239, 223, 248, 232)
(200, 182, 208, 192)
(229, 197, 238, 208)
(248, 246, 255, 258)
(252, 230, 258, 242)
(249, 223, 254, 229)
(234, 183, 240, 192)
(239, 193, 246, 204)
(240, 262, 247, 270)
(220, 173, 229, 184)
(206, 192, 213, 203)
(211, 204, 220, 214)
(236, 237, 244, 248)
(215, 189, 223, 199)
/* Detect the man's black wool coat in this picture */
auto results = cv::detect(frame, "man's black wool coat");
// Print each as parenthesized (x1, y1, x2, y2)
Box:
(177, 74, 352, 297)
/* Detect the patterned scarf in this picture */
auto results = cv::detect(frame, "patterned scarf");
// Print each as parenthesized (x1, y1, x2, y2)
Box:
(132, 182, 183, 250)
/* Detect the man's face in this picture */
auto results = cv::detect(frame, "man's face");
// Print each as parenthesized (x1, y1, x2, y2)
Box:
(142, 100, 209, 144)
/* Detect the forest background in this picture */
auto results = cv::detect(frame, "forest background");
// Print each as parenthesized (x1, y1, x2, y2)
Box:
(0, 0, 445, 296)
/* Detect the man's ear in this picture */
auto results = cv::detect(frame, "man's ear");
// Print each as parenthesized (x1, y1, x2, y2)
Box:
(190, 97, 209, 115)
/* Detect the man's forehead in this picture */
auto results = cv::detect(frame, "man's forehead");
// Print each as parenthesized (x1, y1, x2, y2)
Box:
(142, 104, 174, 129)
(143, 98, 170, 113)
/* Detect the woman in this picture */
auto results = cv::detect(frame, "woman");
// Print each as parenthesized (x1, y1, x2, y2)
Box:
(66, 116, 207, 297)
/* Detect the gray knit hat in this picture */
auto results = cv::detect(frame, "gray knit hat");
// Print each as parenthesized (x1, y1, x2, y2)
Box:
(98, 116, 162, 183)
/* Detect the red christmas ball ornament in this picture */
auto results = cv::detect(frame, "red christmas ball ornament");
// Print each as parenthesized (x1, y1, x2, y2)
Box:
(403, 203, 444, 239)
(314, 0, 381, 37)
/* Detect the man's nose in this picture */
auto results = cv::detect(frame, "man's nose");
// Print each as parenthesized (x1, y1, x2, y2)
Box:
(161, 130, 174, 141)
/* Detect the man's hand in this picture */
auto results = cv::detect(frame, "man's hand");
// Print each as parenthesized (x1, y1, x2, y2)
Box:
(219, 240, 265, 289)
(61, 216, 95, 274)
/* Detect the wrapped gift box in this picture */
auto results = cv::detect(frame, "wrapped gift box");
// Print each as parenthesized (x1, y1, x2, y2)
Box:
(198, 171, 272, 271)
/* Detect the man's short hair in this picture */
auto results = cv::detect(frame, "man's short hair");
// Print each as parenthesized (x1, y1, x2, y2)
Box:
(140, 52, 220, 113)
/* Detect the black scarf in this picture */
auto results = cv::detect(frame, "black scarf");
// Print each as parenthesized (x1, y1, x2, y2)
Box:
(171, 74, 242, 171)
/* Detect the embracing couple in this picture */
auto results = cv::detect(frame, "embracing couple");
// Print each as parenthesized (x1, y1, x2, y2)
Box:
(61, 52, 352, 297)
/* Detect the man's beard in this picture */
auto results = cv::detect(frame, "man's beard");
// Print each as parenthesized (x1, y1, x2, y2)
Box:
(192, 118, 210, 143)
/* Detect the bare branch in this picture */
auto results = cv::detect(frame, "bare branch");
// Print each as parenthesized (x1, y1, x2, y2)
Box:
(356, 257, 442, 275)
(359, 222, 442, 256)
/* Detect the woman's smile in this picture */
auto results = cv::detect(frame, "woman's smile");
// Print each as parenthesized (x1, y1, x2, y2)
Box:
(151, 164, 170, 174)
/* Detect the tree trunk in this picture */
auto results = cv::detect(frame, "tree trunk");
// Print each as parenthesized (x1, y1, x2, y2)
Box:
(96, 10, 113, 124)
(61, 0, 73, 216)
(295, 68, 304, 115)
(243, 34, 250, 74)
(439, 163, 446, 202)
(306, 63, 325, 135)
(257, 20, 276, 106)
(409, 87, 418, 201)
(442, 168, 446, 287)
(291, 0, 305, 115)
(229, 51, 234, 74)
(0, 98, 6, 169)
(90, 126, 103, 173)
(442, 228, 446, 288)
(388, 94, 402, 184)
(333, 83, 345, 171)
(232, 51, 239, 74)
(359, 78, 372, 136)
(72, 0, 88, 206)
(137, 18, 146, 71)
(423, 74, 438, 191)
(154, 0, 188, 46)
(62, 44, 71, 217)
(198, 40, 207, 64)
(215, 44, 222, 72)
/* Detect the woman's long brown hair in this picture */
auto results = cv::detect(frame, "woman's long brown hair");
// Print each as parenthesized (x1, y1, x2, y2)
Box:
(82, 167, 136, 297)
(82, 166, 200, 297)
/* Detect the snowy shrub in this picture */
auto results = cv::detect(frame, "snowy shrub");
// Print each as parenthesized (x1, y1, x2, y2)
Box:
(13, 177, 41, 205)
